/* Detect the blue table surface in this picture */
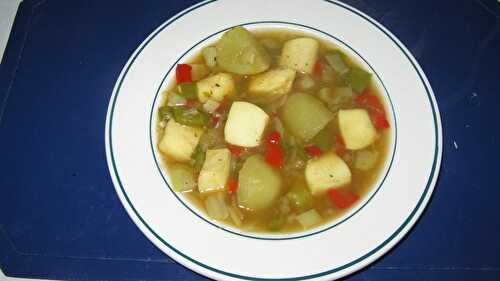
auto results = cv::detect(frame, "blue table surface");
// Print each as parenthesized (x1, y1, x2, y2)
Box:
(1, 0, 499, 280)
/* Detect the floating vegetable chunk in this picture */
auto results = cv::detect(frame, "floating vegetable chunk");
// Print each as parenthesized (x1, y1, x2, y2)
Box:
(216, 26, 271, 75)
(305, 152, 352, 195)
(281, 93, 334, 141)
(338, 109, 377, 150)
(198, 148, 231, 193)
(159, 119, 204, 162)
(237, 155, 282, 211)
(280, 37, 319, 73)
(224, 101, 269, 147)
(197, 73, 235, 102)
(248, 68, 296, 100)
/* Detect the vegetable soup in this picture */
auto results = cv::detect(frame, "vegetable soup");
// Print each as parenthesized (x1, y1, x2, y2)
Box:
(156, 27, 391, 233)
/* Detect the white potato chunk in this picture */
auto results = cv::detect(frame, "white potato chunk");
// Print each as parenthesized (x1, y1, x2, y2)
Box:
(279, 37, 319, 74)
(305, 152, 352, 195)
(159, 119, 204, 162)
(197, 73, 235, 102)
(248, 68, 296, 100)
(338, 109, 377, 150)
(198, 148, 231, 193)
(224, 101, 269, 147)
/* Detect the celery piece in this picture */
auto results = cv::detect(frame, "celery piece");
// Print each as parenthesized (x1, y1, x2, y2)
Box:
(172, 107, 209, 126)
(177, 83, 198, 99)
(324, 51, 350, 75)
(311, 128, 333, 152)
(191, 147, 206, 171)
(158, 106, 172, 120)
(345, 67, 371, 93)
(286, 181, 313, 212)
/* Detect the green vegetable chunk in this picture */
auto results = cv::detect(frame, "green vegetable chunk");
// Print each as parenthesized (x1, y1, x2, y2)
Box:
(311, 128, 333, 152)
(172, 107, 209, 126)
(268, 214, 286, 231)
(177, 83, 198, 99)
(324, 51, 350, 75)
(237, 155, 282, 211)
(169, 164, 196, 192)
(345, 67, 371, 93)
(286, 180, 313, 212)
(281, 93, 334, 141)
(191, 146, 206, 171)
(158, 106, 172, 120)
(216, 26, 271, 75)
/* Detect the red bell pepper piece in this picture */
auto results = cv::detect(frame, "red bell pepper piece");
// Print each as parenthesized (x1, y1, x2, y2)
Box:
(227, 178, 239, 194)
(328, 189, 359, 209)
(267, 131, 281, 145)
(355, 91, 390, 129)
(313, 59, 326, 76)
(335, 136, 347, 156)
(305, 145, 322, 158)
(369, 110, 390, 129)
(212, 116, 220, 127)
(265, 131, 284, 168)
(176, 64, 192, 84)
(266, 143, 284, 168)
(228, 144, 244, 157)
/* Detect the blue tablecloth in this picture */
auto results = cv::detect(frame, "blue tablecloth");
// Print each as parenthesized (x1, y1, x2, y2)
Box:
(1, 0, 499, 280)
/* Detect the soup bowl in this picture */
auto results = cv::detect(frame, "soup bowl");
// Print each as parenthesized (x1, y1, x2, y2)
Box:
(105, 0, 442, 280)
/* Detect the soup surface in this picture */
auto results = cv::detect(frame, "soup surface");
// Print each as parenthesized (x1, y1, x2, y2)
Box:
(156, 27, 390, 234)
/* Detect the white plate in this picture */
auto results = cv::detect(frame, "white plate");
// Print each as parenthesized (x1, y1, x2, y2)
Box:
(105, 0, 442, 280)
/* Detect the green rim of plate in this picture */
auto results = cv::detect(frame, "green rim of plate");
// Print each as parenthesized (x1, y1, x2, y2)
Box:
(107, 0, 441, 279)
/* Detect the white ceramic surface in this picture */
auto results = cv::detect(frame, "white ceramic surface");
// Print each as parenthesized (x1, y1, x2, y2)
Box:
(105, 0, 442, 280)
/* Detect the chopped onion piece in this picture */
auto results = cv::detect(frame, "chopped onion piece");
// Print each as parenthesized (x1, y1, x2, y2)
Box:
(204, 192, 229, 220)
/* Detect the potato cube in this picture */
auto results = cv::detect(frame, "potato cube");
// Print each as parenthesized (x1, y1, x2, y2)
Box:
(158, 119, 204, 162)
(279, 38, 319, 74)
(197, 73, 235, 102)
(338, 109, 377, 150)
(248, 68, 296, 100)
(224, 101, 269, 147)
(198, 148, 231, 193)
(305, 153, 351, 195)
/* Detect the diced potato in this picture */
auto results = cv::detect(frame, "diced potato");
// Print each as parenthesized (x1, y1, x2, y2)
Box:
(159, 120, 204, 162)
(296, 209, 322, 229)
(169, 164, 196, 192)
(224, 101, 269, 147)
(248, 68, 296, 100)
(305, 152, 352, 195)
(204, 192, 229, 220)
(281, 93, 334, 141)
(198, 148, 231, 193)
(279, 37, 319, 74)
(197, 73, 235, 102)
(338, 109, 377, 150)
(216, 26, 271, 75)
(237, 155, 282, 211)
(189, 64, 210, 81)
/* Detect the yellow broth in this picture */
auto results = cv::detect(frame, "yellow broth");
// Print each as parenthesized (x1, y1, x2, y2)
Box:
(156, 28, 390, 234)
